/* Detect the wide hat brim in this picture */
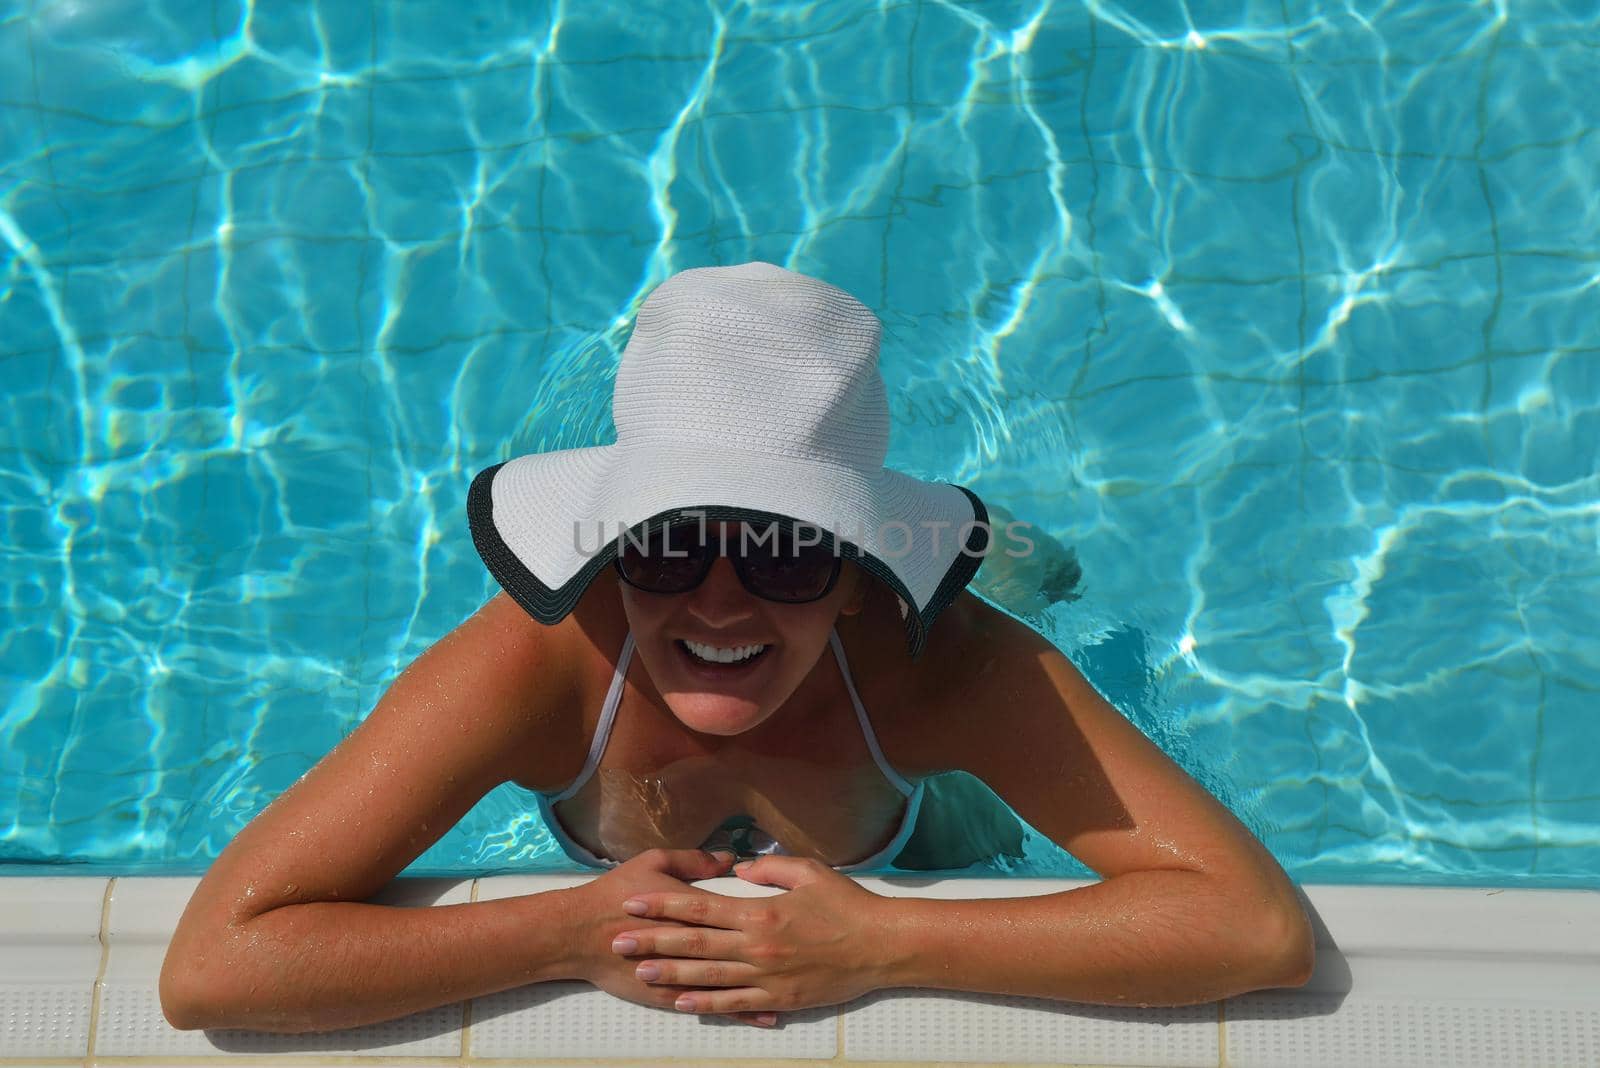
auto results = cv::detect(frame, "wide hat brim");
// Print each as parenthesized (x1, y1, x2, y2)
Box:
(468, 439, 988, 660)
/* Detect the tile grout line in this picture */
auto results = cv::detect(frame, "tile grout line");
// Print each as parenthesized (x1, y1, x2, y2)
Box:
(86, 876, 114, 1062)
(463, 877, 480, 1062)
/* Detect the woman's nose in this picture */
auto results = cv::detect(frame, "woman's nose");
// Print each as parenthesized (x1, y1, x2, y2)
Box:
(686, 555, 756, 624)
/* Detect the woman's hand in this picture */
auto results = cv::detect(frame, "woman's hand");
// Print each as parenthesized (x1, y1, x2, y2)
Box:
(607, 854, 893, 1021)
(568, 848, 781, 1028)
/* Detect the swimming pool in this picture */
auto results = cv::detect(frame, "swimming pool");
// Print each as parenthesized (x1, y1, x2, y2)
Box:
(1, 0, 1595, 891)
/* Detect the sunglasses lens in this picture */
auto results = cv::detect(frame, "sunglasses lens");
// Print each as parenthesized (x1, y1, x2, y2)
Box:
(617, 520, 840, 602)
(740, 528, 839, 602)
(617, 522, 708, 592)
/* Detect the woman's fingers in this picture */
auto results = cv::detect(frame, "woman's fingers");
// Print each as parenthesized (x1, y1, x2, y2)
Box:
(621, 890, 741, 929)
(641, 848, 736, 882)
(614, 923, 743, 962)
(617, 925, 760, 996)
(631, 955, 760, 988)
(668, 987, 776, 1017)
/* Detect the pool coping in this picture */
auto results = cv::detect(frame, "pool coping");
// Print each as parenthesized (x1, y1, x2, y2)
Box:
(0, 876, 1595, 1066)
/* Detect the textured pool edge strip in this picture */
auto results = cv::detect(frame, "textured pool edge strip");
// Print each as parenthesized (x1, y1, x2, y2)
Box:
(0, 876, 102, 1058)
(0, 877, 1592, 1067)
(1222, 885, 1600, 1068)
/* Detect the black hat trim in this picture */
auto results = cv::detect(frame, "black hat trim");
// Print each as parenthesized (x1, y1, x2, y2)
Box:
(467, 462, 989, 661)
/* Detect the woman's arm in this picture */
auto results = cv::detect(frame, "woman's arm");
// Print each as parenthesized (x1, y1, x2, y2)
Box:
(160, 594, 586, 1032)
(882, 598, 1314, 1005)
(969, 501, 1083, 617)
(873, 869, 1312, 1007)
(162, 888, 591, 1032)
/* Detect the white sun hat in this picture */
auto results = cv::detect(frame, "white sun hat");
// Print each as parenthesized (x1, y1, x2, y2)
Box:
(467, 260, 990, 660)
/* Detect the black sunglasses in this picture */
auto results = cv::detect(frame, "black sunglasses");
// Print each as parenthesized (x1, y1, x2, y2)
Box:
(612, 519, 843, 603)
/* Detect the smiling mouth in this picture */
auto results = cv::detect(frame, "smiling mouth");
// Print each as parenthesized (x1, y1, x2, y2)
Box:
(675, 639, 774, 672)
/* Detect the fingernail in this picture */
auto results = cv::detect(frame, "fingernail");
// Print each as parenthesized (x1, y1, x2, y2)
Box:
(623, 899, 647, 915)
(675, 996, 697, 1011)
(755, 1012, 777, 1026)
(611, 936, 637, 954)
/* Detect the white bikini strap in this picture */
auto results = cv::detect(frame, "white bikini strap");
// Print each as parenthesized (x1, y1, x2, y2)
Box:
(828, 628, 914, 795)
(552, 630, 634, 802)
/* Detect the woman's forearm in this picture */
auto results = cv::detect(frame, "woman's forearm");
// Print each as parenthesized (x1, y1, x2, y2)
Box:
(160, 887, 588, 1033)
(875, 869, 1315, 1007)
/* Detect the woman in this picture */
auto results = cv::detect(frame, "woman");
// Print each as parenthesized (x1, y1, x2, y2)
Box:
(161, 262, 1314, 1033)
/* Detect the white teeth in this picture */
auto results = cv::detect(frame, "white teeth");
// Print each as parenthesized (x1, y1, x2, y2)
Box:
(683, 640, 767, 664)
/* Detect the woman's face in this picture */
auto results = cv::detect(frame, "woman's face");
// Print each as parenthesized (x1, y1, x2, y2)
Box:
(618, 521, 867, 737)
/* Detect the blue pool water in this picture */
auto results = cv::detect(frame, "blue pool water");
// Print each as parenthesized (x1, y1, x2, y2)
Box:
(1, 1, 1596, 886)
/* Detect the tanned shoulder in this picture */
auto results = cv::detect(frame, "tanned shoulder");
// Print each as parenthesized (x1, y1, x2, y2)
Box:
(878, 589, 1026, 778)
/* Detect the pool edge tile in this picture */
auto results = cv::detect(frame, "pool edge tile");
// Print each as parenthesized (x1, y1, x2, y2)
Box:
(0, 876, 104, 1059)
(1224, 885, 1600, 1068)
(0, 878, 1590, 1066)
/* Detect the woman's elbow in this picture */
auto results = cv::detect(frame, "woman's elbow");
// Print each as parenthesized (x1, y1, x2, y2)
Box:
(1260, 906, 1317, 988)
(159, 930, 253, 1031)
(159, 952, 217, 1031)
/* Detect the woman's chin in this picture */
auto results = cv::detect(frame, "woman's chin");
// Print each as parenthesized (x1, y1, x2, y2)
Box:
(664, 694, 769, 736)
(655, 638, 784, 730)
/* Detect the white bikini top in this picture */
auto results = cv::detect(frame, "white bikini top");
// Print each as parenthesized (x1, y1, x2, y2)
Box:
(532, 627, 924, 871)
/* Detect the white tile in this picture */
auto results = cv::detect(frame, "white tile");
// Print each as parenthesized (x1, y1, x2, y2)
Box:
(1225, 885, 1600, 1068)
(15, 875, 1581, 1067)
(1282, 885, 1600, 958)
(470, 981, 840, 1060)
(97, 876, 473, 1057)
(0, 877, 104, 1058)
(0, 876, 106, 979)
(0, 983, 99, 1059)
(1226, 992, 1600, 1068)
(841, 989, 1219, 1066)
